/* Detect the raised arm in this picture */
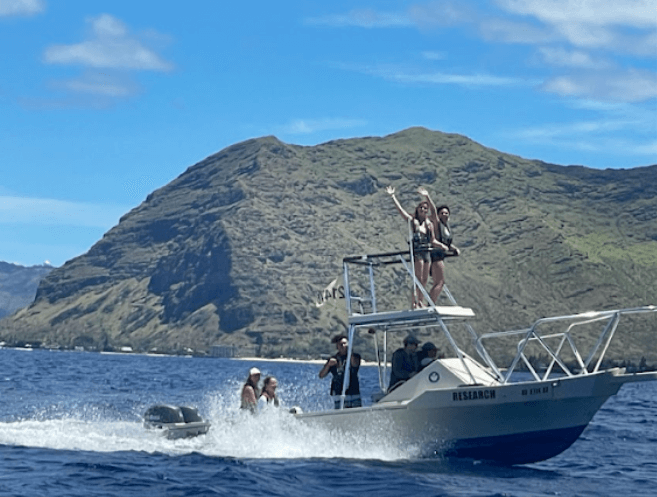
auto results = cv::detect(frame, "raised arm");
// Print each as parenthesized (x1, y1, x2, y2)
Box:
(319, 357, 337, 378)
(418, 187, 438, 223)
(419, 187, 450, 251)
(386, 186, 413, 222)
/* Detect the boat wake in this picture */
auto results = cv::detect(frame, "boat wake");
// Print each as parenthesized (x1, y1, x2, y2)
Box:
(0, 392, 415, 461)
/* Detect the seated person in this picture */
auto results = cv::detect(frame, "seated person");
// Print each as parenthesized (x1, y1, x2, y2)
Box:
(389, 335, 420, 391)
(240, 367, 261, 412)
(417, 342, 440, 370)
(258, 376, 280, 409)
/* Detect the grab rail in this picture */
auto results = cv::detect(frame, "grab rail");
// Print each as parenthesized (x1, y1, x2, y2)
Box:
(477, 306, 657, 384)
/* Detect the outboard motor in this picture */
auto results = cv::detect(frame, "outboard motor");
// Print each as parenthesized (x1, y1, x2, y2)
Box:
(144, 405, 185, 428)
(143, 404, 211, 439)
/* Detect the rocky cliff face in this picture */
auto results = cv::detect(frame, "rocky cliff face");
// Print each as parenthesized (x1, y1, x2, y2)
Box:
(2, 128, 656, 362)
(0, 262, 53, 319)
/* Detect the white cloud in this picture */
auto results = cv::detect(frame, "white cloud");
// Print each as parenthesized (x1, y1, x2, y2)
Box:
(508, 98, 657, 158)
(357, 64, 536, 87)
(305, 9, 412, 28)
(394, 71, 529, 86)
(538, 47, 612, 69)
(311, 2, 657, 53)
(278, 118, 367, 135)
(59, 79, 132, 97)
(515, 119, 635, 140)
(542, 76, 586, 97)
(0, 0, 44, 17)
(92, 12, 128, 37)
(496, 0, 657, 29)
(479, 18, 555, 44)
(310, 3, 656, 103)
(43, 14, 172, 71)
(51, 71, 138, 97)
(542, 69, 657, 102)
(495, 0, 657, 54)
(0, 195, 128, 228)
(510, 128, 655, 156)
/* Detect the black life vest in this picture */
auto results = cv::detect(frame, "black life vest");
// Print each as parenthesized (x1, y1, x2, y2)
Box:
(329, 353, 361, 396)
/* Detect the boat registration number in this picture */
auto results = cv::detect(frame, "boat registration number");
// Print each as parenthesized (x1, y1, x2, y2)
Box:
(521, 386, 550, 396)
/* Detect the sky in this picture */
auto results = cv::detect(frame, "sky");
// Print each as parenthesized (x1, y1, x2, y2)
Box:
(1, 0, 656, 267)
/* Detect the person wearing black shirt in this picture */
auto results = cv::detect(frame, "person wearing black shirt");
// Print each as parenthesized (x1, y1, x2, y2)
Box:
(389, 335, 421, 391)
(319, 334, 362, 408)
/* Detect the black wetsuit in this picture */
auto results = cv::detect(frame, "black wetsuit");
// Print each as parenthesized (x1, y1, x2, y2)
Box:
(431, 222, 453, 262)
(329, 352, 362, 408)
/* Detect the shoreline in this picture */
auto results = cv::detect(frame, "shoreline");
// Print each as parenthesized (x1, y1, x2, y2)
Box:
(1, 346, 653, 371)
(234, 356, 383, 367)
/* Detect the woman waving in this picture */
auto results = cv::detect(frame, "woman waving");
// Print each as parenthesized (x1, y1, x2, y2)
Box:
(386, 186, 435, 308)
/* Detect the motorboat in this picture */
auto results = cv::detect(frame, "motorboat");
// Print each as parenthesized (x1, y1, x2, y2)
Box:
(296, 250, 657, 465)
(143, 404, 211, 439)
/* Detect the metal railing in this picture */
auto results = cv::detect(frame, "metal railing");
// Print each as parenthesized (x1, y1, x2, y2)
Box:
(336, 249, 656, 406)
(340, 250, 481, 400)
(476, 306, 657, 384)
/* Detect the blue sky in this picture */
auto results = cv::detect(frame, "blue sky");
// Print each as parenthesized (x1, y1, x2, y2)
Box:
(1, 0, 656, 267)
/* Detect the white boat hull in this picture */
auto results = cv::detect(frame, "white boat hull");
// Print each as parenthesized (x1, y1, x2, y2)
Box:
(318, 252, 657, 465)
(297, 368, 653, 464)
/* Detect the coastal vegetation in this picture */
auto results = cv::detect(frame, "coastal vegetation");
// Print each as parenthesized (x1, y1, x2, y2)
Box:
(1, 128, 656, 365)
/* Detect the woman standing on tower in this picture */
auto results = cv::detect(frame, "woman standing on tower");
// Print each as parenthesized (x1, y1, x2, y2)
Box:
(419, 187, 460, 303)
(386, 185, 436, 308)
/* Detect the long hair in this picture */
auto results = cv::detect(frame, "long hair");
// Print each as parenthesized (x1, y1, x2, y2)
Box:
(245, 374, 260, 397)
(262, 376, 277, 397)
(261, 376, 279, 406)
(413, 201, 429, 221)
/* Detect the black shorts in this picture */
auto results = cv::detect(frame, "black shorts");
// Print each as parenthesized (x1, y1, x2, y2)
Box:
(430, 249, 445, 262)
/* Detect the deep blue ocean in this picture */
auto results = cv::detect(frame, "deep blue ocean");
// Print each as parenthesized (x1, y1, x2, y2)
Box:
(1, 347, 655, 497)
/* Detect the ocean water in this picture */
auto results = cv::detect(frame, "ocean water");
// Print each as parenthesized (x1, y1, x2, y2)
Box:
(1, 348, 655, 497)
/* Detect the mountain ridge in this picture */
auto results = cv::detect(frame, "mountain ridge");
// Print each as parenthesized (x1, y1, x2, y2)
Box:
(1, 127, 656, 363)
(0, 262, 54, 319)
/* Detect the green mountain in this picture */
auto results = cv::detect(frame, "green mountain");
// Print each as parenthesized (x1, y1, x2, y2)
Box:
(2, 128, 656, 364)
(0, 262, 54, 319)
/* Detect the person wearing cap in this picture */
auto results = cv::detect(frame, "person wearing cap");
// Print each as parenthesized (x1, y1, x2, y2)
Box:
(241, 367, 261, 412)
(389, 335, 421, 391)
(319, 334, 362, 409)
(417, 342, 440, 370)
